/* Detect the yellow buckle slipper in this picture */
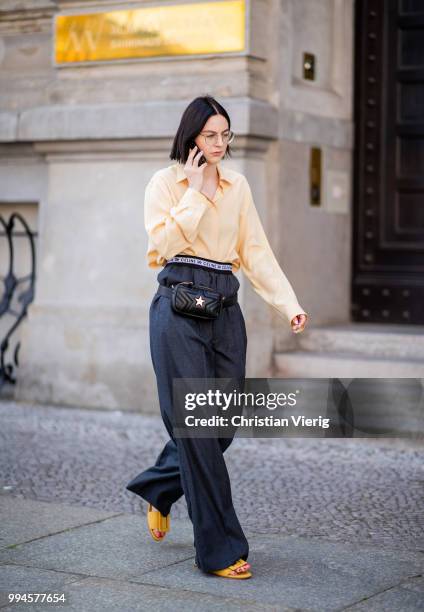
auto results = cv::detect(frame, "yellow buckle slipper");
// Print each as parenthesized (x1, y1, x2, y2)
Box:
(147, 503, 170, 541)
(194, 557, 252, 579)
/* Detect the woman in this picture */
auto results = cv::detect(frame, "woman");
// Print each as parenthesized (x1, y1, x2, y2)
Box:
(126, 95, 308, 580)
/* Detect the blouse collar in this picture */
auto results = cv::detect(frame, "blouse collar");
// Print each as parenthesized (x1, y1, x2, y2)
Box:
(175, 161, 233, 184)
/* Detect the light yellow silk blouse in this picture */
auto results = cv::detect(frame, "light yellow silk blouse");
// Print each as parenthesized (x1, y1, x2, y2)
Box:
(144, 161, 308, 326)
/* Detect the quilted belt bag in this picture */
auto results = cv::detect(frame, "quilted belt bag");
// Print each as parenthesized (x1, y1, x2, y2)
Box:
(156, 281, 238, 320)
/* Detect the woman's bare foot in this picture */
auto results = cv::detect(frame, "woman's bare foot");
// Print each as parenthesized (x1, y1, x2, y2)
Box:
(151, 505, 166, 538)
(230, 561, 251, 575)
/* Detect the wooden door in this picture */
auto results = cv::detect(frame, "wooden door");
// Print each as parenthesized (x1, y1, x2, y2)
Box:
(352, 0, 424, 324)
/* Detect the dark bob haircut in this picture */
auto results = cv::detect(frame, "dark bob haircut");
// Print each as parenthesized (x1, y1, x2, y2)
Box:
(170, 95, 233, 164)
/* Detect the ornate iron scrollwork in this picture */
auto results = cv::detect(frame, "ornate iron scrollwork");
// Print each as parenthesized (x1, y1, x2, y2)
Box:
(0, 213, 36, 390)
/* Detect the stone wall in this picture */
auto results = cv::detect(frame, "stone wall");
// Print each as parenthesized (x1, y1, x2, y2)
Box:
(0, 0, 355, 410)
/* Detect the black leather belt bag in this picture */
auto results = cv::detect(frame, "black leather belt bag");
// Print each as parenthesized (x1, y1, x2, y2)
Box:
(156, 281, 237, 320)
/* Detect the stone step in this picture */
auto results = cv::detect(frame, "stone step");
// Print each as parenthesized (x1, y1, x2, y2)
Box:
(273, 350, 424, 378)
(296, 323, 424, 361)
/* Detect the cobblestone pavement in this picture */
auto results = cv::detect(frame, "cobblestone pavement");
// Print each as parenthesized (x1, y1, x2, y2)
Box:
(1, 400, 423, 553)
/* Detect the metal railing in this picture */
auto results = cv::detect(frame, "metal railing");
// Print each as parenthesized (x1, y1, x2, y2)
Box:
(0, 213, 36, 390)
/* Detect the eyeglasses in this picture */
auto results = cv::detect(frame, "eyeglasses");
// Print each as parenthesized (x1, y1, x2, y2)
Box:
(199, 130, 235, 146)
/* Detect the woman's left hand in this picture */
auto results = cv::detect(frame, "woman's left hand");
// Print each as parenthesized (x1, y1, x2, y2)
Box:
(290, 313, 308, 334)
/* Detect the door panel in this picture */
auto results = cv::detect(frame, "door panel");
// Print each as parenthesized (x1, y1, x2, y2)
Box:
(352, 0, 424, 324)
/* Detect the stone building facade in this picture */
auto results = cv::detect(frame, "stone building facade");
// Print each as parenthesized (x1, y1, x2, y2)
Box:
(0, 0, 422, 413)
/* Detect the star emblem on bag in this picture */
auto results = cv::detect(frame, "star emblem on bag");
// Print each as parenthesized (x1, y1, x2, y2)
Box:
(195, 295, 205, 308)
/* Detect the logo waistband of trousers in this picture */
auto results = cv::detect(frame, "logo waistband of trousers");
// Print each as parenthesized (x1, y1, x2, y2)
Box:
(166, 255, 233, 272)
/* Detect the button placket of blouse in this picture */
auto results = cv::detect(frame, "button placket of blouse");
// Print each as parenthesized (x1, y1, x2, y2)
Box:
(211, 183, 225, 206)
(203, 186, 222, 207)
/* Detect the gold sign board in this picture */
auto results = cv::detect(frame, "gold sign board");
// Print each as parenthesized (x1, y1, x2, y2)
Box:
(55, 0, 246, 64)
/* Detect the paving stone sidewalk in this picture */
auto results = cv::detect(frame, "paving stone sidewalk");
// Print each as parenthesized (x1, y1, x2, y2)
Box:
(0, 400, 423, 611)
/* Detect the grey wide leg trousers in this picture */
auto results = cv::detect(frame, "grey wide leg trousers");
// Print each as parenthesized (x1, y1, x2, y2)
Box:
(126, 257, 249, 572)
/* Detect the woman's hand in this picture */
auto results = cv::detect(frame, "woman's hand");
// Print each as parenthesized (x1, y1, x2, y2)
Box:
(291, 313, 308, 334)
(185, 145, 208, 192)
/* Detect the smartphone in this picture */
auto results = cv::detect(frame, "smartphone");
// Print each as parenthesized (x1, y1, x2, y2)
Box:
(190, 141, 207, 165)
